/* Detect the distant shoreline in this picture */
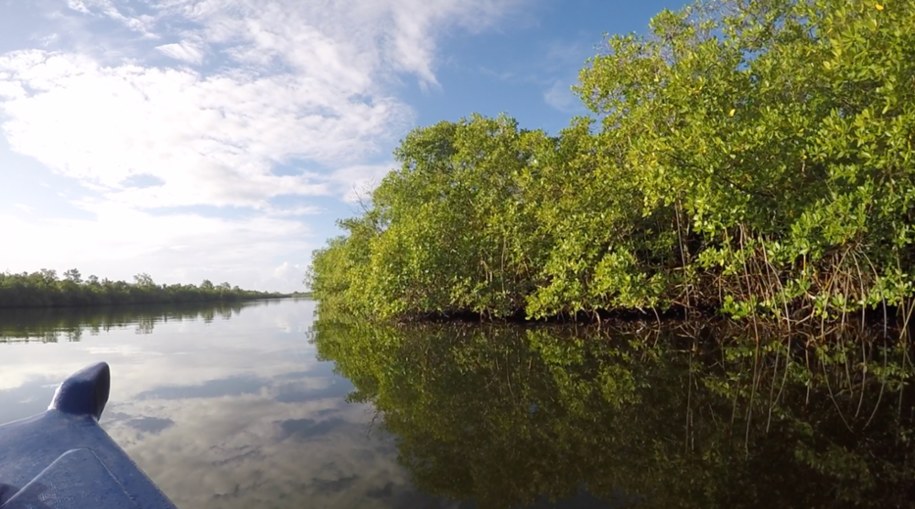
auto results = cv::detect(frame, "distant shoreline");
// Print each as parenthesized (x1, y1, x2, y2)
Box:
(0, 269, 309, 309)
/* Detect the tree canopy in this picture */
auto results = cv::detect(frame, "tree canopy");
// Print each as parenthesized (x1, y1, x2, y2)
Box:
(309, 0, 915, 324)
(0, 269, 285, 308)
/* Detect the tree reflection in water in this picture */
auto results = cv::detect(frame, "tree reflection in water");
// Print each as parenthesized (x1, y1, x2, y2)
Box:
(0, 301, 267, 342)
(312, 317, 914, 509)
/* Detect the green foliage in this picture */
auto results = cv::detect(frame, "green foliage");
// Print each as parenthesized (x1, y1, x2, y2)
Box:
(0, 269, 285, 308)
(575, 0, 915, 319)
(310, 115, 550, 319)
(311, 0, 915, 323)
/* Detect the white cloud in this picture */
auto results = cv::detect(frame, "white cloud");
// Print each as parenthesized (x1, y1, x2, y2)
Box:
(0, 0, 528, 207)
(543, 79, 577, 113)
(66, 0, 91, 14)
(0, 206, 316, 292)
(327, 163, 396, 205)
(262, 205, 322, 218)
(155, 40, 205, 65)
(0, 50, 403, 209)
(0, 0, 528, 289)
(65, 0, 157, 36)
(157, 0, 524, 89)
(272, 261, 305, 282)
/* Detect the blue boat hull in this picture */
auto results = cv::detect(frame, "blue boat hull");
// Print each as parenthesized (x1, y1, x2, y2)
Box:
(0, 363, 178, 509)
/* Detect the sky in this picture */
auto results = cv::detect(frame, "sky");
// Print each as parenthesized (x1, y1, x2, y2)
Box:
(0, 0, 690, 293)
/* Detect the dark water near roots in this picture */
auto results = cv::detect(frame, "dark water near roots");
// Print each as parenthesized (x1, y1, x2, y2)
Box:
(0, 299, 912, 508)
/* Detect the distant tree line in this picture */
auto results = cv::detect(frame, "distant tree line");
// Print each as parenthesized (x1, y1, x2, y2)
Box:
(309, 0, 915, 325)
(0, 269, 287, 308)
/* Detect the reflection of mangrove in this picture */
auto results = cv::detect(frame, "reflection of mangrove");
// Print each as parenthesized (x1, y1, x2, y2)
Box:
(0, 301, 266, 342)
(312, 318, 915, 509)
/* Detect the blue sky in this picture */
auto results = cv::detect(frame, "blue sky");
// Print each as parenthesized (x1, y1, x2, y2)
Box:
(0, 0, 689, 292)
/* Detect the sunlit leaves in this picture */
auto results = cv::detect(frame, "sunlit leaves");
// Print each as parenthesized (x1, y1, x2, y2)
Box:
(311, 0, 915, 322)
(577, 0, 915, 319)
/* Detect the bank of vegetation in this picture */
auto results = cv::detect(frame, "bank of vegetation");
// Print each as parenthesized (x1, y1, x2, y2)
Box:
(309, 0, 915, 327)
(0, 269, 286, 308)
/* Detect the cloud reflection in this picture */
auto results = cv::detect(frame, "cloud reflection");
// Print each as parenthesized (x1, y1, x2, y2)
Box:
(135, 374, 264, 400)
(0, 300, 441, 509)
(125, 416, 175, 435)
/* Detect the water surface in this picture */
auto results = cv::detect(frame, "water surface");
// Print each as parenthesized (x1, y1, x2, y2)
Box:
(1, 300, 912, 508)
(0, 299, 428, 508)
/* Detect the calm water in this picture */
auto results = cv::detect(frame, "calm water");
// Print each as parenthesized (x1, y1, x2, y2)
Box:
(1, 299, 913, 508)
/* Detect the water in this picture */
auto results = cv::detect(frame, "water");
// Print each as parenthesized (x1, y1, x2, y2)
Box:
(0, 299, 421, 508)
(1, 299, 913, 508)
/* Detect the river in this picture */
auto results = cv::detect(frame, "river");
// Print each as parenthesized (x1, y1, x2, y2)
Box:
(1, 299, 912, 508)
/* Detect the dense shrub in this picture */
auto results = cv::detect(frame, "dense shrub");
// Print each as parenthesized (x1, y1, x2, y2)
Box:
(310, 0, 915, 323)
